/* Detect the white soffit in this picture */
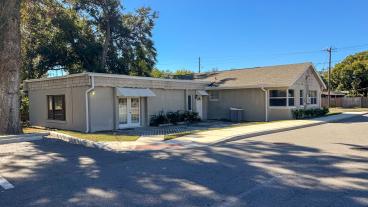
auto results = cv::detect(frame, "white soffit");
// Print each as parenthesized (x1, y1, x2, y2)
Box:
(116, 88, 156, 97)
(196, 90, 209, 96)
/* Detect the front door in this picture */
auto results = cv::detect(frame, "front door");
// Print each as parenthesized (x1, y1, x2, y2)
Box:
(196, 96, 203, 119)
(118, 97, 140, 128)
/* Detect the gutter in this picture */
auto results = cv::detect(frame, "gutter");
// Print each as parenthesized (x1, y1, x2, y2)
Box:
(85, 74, 95, 133)
(261, 87, 269, 122)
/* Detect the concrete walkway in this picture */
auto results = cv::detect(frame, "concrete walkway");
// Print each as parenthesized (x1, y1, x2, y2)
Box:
(165, 112, 367, 147)
(103, 112, 367, 151)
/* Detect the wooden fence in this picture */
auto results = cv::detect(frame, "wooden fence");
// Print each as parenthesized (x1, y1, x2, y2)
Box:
(322, 97, 368, 108)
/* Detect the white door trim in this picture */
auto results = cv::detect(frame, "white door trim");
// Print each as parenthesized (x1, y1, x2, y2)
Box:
(118, 97, 141, 129)
(196, 96, 203, 119)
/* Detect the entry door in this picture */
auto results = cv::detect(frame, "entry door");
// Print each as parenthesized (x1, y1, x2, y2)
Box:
(196, 96, 203, 119)
(118, 97, 140, 128)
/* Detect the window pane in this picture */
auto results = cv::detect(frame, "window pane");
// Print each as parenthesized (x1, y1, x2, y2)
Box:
(288, 89, 294, 97)
(270, 98, 287, 106)
(187, 95, 192, 111)
(209, 91, 219, 100)
(54, 96, 64, 110)
(270, 90, 286, 97)
(288, 98, 295, 106)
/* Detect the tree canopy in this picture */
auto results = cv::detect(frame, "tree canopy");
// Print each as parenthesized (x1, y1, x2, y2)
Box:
(327, 51, 368, 96)
(20, 0, 158, 79)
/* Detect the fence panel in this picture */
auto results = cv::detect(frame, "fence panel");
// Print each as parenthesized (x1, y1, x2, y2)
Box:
(362, 97, 368, 108)
(342, 97, 362, 108)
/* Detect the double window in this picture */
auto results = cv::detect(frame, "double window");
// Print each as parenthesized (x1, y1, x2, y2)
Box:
(269, 89, 294, 107)
(47, 95, 66, 121)
(308, 91, 317, 105)
(208, 91, 219, 101)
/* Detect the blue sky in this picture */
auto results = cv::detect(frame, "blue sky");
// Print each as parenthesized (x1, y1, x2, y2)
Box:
(123, 0, 368, 72)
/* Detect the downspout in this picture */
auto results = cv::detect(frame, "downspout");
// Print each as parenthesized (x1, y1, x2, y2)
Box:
(85, 75, 95, 133)
(261, 87, 269, 122)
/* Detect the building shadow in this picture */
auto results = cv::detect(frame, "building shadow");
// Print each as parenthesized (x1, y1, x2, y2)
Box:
(0, 138, 367, 207)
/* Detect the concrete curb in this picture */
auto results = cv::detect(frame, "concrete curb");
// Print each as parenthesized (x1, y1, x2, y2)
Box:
(211, 113, 367, 145)
(0, 133, 49, 145)
(48, 131, 113, 151)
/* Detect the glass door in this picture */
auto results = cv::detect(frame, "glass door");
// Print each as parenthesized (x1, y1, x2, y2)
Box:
(118, 97, 140, 128)
(130, 98, 140, 127)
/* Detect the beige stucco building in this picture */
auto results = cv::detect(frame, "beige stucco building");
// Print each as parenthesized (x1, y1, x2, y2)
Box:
(24, 62, 326, 132)
(196, 62, 326, 121)
(24, 73, 210, 132)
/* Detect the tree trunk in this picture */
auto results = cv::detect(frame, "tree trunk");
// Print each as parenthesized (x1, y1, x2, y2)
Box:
(100, 2, 111, 72)
(0, 0, 22, 135)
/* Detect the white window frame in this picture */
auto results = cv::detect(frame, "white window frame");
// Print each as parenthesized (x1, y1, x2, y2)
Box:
(208, 90, 219, 101)
(269, 89, 296, 109)
(299, 90, 304, 106)
(308, 90, 318, 105)
(187, 95, 193, 111)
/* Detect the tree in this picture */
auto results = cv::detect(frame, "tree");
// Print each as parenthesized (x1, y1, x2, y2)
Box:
(0, 0, 22, 134)
(20, 0, 158, 78)
(328, 51, 368, 96)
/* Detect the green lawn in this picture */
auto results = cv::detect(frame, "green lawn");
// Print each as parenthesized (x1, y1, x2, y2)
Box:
(328, 107, 368, 114)
(23, 127, 139, 142)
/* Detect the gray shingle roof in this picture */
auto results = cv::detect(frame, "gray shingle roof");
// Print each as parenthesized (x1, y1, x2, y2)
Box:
(195, 62, 317, 89)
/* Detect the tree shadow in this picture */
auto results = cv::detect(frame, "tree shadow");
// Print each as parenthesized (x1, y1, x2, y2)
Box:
(0, 138, 367, 207)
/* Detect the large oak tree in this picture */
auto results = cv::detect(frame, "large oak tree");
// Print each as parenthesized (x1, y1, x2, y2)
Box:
(0, 0, 22, 134)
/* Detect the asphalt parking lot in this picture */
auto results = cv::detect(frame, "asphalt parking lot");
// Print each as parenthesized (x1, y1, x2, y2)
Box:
(0, 115, 367, 207)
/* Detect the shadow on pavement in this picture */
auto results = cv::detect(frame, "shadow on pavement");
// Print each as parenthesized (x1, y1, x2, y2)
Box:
(0, 129, 367, 206)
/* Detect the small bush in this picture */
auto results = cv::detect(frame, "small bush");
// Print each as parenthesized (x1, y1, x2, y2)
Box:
(292, 107, 329, 119)
(150, 110, 201, 126)
(150, 111, 169, 126)
(20, 96, 29, 123)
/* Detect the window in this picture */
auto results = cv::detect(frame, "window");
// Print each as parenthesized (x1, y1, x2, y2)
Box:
(288, 89, 295, 106)
(269, 89, 295, 107)
(308, 91, 317, 105)
(299, 90, 304, 105)
(269, 90, 287, 106)
(187, 95, 193, 111)
(208, 91, 219, 101)
(47, 95, 65, 120)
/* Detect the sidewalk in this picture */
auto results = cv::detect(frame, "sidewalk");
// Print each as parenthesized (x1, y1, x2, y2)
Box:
(46, 112, 367, 152)
(165, 112, 367, 147)
(0, 133, 47, 145)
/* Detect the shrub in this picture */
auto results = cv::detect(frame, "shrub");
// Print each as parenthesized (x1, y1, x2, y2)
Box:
(150, 110, 201, 126)
(183, 111, 201, 123)
(292, 107, 329, 119)
(150, 111, 169, 126)
(20, 96, 30, 124)
(166, 111, 181, 124)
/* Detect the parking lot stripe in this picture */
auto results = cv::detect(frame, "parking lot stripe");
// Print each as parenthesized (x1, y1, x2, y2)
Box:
(0, 176, 14, 190)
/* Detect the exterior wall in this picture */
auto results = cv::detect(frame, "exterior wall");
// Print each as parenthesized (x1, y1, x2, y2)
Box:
(207, 88, 266, 121)
(267, 67, 323, 121)
(291, 67, 322, 109)
(28, 86, 88, 132)
(268, 108, 293, 121)
(89, 87, 115, 132)
(146, 89, 186, 125)
(94, 76, 207, 90)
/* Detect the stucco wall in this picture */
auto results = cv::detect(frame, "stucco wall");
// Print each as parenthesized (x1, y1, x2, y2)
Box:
(268, 108, 293, 121)
(207, 88, 266, 121)
(89, 87, 115, 132)
(29, 86, 88, 132)
(291, 67, 323, 108)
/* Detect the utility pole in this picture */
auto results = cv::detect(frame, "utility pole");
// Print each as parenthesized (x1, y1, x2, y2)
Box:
(325, 47, 334, 108)
(198, 56, 201, 73)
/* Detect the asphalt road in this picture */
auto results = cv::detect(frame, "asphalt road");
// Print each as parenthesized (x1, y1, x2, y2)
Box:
(0, 115, 367, 207)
